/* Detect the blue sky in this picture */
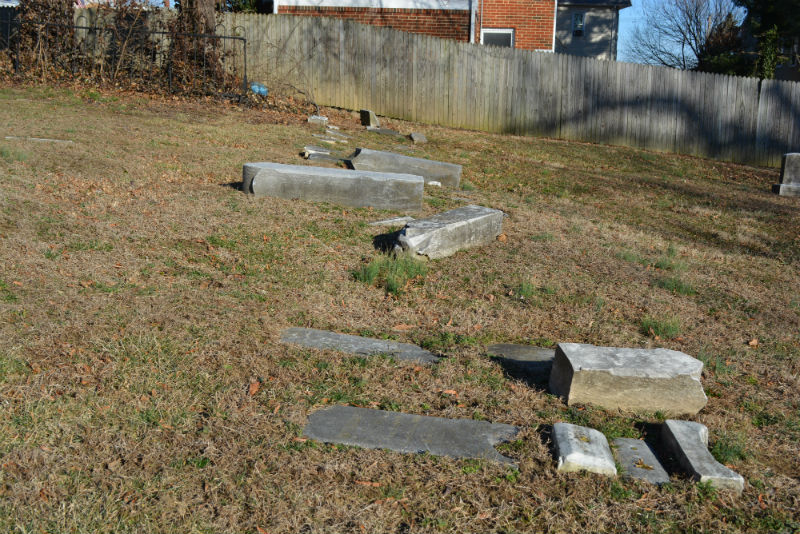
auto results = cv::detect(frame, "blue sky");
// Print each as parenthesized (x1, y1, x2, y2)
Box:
(617, 0, 644, 62)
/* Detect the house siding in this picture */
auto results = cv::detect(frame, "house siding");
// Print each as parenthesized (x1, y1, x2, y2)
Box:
(554, 5, 619, 60)
(476, 0, 555, 50)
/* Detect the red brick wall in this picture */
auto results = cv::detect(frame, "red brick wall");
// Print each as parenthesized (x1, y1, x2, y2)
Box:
(477, 0, 555, 50)
(278, 6, 471, 42)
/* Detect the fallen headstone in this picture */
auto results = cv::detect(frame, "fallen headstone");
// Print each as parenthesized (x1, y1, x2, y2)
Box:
(312, 134, 346, 144)
(552, 422, 616, 476)
(409, 132, 428, 144)
(308, 115, 329, 127)
(280, 327, 438, 364)
(349, 148, 461, 188)
(613, 438, 670, 485)
(548, 343, 707, 416)
(396, 205, 504, 259)
(326, 129, 351, 139)
(366, 126, 405, 137)
(661, 420, 745, 493)
(360, 109, 380, 127)
(487, 344, 555, 383)
(304, 405, 520, 464)
(242, 162, 424, 211)
(303, 145, 332, 155)
(773, 153, 800, 197)
(5, 136, 73, 144)
(368, 216, 416, 227)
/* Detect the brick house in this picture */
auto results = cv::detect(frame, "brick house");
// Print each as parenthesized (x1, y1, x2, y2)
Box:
(270, 0, 629, 58)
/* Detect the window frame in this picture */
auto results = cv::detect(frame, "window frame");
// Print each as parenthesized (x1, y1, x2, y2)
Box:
(572, 12, 585, 37)
(480, 28, 515, 48)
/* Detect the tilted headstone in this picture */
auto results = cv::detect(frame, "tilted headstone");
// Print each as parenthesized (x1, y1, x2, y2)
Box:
(307, 115, 328, 127)
(409, 132, 428, 144)
(613, 438, 670, 485)
(360, 109, 380, 127)
(349, 148, 461, 188)
(549, 343, 707, 416)
(773, 153, 800, 197)
(552, 422, 616, 476)
(304, 405, 520, 464)
(396, 205, 504, 259)
(661, 420, 745, 493)
(242, 162, 424, 211)
(280, 327, 438, 364)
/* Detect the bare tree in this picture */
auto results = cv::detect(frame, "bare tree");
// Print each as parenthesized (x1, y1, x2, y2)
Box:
(625, 0, 745, 69)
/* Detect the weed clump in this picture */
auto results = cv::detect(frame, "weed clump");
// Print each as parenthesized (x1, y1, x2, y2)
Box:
(352, 256, 427, 295)
(640, 315, 681, 339)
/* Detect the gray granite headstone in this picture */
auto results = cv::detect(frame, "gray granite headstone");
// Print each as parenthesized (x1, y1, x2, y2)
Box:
(552, 422, 616, 476)
(773, 153, 800, 196)
(349, 148, 461, 188)
(613, 438, 670, 485)
(280, 327, 438, 364)
(409, 132, 428, 144)
(360, 109, 380, 127)
(487, 344, 555, 382)
(242, 162, 424, 211)
(308, 115, 328, 127)
(396, 205, 504, 259)
(304, 405, 520, 464)
(661, 420, 745, 493)
(549, 343, 707, 416)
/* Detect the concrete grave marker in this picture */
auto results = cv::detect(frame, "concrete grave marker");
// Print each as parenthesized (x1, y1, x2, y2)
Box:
(304, 405, 520, 464)
(553, 422, 616, 476)
(396, 205, 504, 259)
(549, 343, 707, 416)
(773, 153, 800, 197)
(242, 162, 424, 211)
(366, 126, 405, 137)
(280, 327, 438, 364)
(662, 420, 745, 493)
(308, 115, 328, 127)
(349, 148, 462, 188)
(409, 132, 428, 144)
(360, 109, 380, 127)
(613, 438, 670, 485)
(487, 344, 555, 382)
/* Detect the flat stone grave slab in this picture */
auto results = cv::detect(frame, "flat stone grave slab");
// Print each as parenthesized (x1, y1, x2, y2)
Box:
(553, 422, 616, 476)
(360, 109, 380, 127)
(280, 327, 438, 364)
(304, 405, 520, 464)
(662, 420, 745, 493)
(349, 148, 462, 188)
(487, 344, 555, 383)
(242, 162, 424, 211)
(368, 216, 415, 227)
(773, 153, 800, 196)
(409, 132, 427, 144)
(307, 115, 328, 127)
(366, 126, 405, 138)
(613, 438, 670, 485)
(396, 205, 504, 259)
(549, 343, 707, 416)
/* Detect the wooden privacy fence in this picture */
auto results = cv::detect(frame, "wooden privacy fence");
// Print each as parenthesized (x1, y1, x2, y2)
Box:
(223, 13, 800, 167)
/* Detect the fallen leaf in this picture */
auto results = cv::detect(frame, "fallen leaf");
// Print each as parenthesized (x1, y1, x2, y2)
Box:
(758, 493, 767, 510)
(272, 403, 281, 414)
(441, 389, 458, 396)
(248, 381, 260, 396)
(748, 338, 759, 347)
(12, 281, 22, 286)
(497, 233, 507, 243)
(292, 437, 307, 443)
(355, 480, 381, 487)
(392, 323, 415, 331)
(486, 294, 495, 302)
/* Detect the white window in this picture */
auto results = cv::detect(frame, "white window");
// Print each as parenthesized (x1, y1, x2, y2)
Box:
(481, 28, 514, 48)
(572, 12, 585, 37)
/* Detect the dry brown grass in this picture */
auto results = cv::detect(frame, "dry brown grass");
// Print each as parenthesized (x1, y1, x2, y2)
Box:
(0, 83, 799, 532)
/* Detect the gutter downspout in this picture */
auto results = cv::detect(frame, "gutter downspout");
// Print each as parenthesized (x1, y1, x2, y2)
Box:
(273, 0, 279, 14)
(469, 0, 476, 43)
(550, 0, 557, 52)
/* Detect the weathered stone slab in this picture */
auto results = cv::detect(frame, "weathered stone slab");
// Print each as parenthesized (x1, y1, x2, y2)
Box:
(368, 216, 416, 227)
(312, 134, 347, 144)
(308, 115, 328, 127)
(366, 126, 404, 137)
(326, 129, 351, 139)
(549, 343, 707, 416)
(487, 344, 555, 382)
(396, 205, 504, 259)
(613, 438, 670, 485)
(303, 145, 331, 155)
(553, 422, 616, 476)
(662, 420, 745, 493)
(280, 327, 438, 364)
(360, 109, 380, 127)
(304, 405, 520, 464)
(774, 153, 800, 196)
(409, 132, 428, 144)
(242, 162, 424, 211)
(349, 148, 462, 188)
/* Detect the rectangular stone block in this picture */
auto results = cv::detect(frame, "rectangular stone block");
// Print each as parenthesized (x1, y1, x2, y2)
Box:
(487, 344, 555, 383)
(242, 162, 424, 211)
(349, 148, 462, 188)
(774, 153, 800, 196)
(613, 438, 670, 485)
(549, 343, 707, 416)
(360, 109, 379, 127)
(307, 115, 328, 127)
(662, 420, 745, 493)
(280, 327, 438, 364)
(304, 405, 520, 464)
(397, 205, 504, 259)
(553, 422, 616, 476)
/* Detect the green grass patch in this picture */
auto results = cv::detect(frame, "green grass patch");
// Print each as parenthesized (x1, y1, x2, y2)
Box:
(352, 256, 427, 295)
(0, 280, 18, 303)
(710, 433, 748, 464)
(640, 315, 681, 339)
(655, 276, 696, 295)
(0, 146, 28, 163)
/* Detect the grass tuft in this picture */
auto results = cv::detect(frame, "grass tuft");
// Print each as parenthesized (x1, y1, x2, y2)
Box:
(640, 315, 681, 339)
(352, 256, 427, 295)
(655, 276, 696, 295)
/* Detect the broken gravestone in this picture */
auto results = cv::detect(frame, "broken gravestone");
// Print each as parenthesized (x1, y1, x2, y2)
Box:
(613, 438, 670, 485)
(773, 153, 800, 197)
(368, 216, 416, 227)
(553, 422, 616, 476)
(409, 132, 427, 144)
(304, 405, 520, 464)
(487, 344, 555, 383)
(360, 109, 380, 127)
(308, 115, 328, 127)
(242, 162, 424, 211)
(661, 420, 745, 493)
(280, 327, 438, 364)
(349, 148, 461, 188)
(396, 205, 504, 259)
(548, 343, 707, 416)
(366, 126, 405, 138)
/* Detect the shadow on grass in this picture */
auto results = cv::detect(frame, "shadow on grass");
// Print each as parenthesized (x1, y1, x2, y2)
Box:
(372, 229, 402, 253)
